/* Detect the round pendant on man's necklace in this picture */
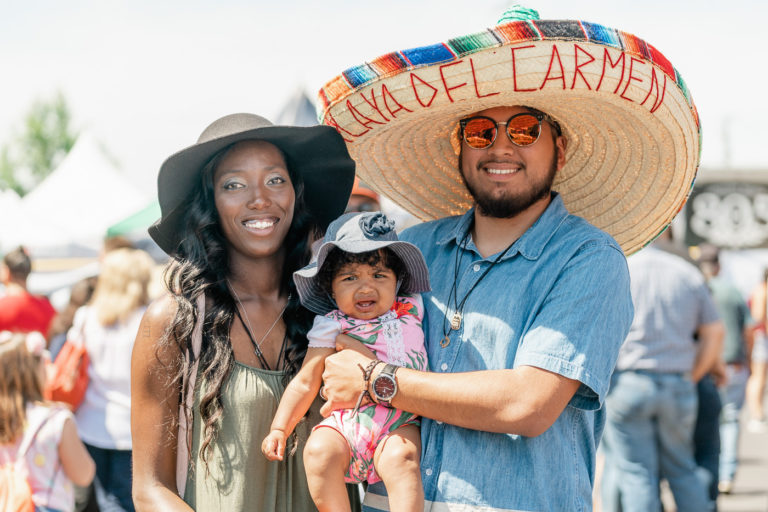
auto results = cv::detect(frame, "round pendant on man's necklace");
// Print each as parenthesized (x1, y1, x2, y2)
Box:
(450, 313, 462, 330)
(440, 335, 451, 348)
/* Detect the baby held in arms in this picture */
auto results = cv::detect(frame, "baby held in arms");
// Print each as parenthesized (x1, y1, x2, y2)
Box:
(262, 212, 430, 512)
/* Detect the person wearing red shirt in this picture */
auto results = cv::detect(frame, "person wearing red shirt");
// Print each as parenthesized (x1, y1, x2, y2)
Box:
(0, 246, 56, 336)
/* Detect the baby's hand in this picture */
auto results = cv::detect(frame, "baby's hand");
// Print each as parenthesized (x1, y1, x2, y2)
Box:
(262, 429, 287, 461)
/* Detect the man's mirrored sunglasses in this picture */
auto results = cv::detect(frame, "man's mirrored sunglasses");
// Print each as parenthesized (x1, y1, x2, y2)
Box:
(459, 112, 561, 149)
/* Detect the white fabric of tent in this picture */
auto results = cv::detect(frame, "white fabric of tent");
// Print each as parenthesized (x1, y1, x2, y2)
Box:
(4, 133, 150, 252)
(0, 188, 31, 252)
(274, 87, 318, 127)
(0, 188, 21, 222)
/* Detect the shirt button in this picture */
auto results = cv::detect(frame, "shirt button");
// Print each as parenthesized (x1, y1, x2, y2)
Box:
(425, 468, 433, 476)
(473, 264, 480, 272)
(440, 363, 448, 371)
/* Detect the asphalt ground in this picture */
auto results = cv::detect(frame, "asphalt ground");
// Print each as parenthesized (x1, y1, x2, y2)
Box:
(712, 414, 768, 512)
(660, 405, 768, 512)
(595, 400, 768, 511)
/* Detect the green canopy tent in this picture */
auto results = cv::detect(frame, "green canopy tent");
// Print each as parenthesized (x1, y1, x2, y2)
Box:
(106, 200, 160, 238)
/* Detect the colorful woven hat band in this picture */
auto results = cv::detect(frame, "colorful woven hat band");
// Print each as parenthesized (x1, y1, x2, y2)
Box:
(317, 16, 701, 256)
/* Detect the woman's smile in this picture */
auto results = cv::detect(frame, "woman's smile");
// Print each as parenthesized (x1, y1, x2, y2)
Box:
(242, 215, 280, 234)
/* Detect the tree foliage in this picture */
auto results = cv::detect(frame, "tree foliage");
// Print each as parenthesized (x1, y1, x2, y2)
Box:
(0, 92, 78, 196)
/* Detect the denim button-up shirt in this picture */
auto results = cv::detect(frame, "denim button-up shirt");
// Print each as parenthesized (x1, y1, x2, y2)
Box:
(363, 194, 633, 511)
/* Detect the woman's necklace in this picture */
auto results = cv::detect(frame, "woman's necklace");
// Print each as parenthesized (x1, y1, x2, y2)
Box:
(441, 228, 516, 348)
(227, 279, 290, 367)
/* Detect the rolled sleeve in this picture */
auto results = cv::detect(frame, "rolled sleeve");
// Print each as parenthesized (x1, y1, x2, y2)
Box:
(698, 284, 720, 326)
(307, 315, 341, 349)
(514, 242, 634, 409)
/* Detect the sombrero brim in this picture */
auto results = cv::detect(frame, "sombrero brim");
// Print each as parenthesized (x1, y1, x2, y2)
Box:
(317, 19, 701, 256)
(149, 123, 355, 255)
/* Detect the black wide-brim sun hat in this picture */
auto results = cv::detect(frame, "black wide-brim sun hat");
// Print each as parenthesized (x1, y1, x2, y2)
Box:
(149, 113, 356, 256)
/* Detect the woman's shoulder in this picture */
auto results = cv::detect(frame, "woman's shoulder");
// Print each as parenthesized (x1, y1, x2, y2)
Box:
(126, 302, 151, 327)
(134, 294, 184, 363)
(145, 293, 179, 320)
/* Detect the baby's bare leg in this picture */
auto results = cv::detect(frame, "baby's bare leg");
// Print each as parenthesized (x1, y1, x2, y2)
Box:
(304, 427, 352, 512)
(373, 424, 424, 512)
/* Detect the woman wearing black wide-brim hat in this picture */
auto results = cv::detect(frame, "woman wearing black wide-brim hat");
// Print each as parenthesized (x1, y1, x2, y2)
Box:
(131, 113, 358, 511)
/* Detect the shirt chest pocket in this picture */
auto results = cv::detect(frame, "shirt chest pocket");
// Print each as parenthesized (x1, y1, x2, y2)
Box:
(454, 312, 518, 371)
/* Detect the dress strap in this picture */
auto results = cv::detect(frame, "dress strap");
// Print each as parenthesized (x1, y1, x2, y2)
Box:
(275, 335, 289, 372)
(234, 307, 272, 371)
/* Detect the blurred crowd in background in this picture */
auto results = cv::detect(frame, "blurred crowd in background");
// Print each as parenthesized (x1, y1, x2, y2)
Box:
(2, 177, 768, 511)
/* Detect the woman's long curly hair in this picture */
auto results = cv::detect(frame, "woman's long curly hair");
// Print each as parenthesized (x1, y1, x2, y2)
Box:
(160, 141, 318, 471)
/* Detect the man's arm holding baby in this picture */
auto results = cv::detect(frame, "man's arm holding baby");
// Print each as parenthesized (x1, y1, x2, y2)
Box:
(322, 242, 633, 438)
(321, 343, 580, 438)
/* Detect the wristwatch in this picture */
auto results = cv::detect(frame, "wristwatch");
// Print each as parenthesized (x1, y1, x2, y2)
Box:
(371, 363, 399, 407)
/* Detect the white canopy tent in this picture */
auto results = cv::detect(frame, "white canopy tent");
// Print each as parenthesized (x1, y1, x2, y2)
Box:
(3, 132, 150, 254)
(274, 87, 318, 127)
(0, 188, 21, 224)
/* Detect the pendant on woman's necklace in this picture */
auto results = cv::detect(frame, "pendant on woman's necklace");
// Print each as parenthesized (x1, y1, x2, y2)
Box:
(440, 335, 451, 348)
(450, 313, 462, 330)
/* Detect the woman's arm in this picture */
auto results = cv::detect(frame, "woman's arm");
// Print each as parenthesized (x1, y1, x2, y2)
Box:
(262, 347, 334, 460)
(58, 417, 95, 487)
(131, 295, 192, 511)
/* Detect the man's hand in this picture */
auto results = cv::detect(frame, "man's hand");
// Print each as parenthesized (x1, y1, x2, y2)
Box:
(710, 358, 728, 388)
(320, 337, 375, 417)
(261, 429, 287, 461)
(692, 321, 725, 383)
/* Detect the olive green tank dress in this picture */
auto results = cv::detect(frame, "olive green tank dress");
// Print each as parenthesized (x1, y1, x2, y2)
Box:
(183, 361, 321, 511)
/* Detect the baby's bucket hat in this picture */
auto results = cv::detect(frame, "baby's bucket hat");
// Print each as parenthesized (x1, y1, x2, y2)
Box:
(294, 212, 430, 315)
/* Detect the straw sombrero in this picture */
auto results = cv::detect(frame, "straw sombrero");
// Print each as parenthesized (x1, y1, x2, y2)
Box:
(316, 6, 700, 255)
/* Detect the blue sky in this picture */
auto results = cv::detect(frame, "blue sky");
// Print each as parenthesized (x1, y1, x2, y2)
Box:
(1, 0, 765, 196)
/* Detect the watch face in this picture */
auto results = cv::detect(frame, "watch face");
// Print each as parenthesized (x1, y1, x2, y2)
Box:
(374, 375, 396, 400)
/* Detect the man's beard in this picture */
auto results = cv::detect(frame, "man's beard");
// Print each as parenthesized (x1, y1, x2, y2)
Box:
(459, 148, 558, 219)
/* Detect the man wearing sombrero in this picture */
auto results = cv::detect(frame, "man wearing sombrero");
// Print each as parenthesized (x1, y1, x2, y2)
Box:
(318, 5, 700, 511)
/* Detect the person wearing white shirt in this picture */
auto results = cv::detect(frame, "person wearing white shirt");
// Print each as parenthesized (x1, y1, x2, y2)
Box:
(72, 248, 154, 512)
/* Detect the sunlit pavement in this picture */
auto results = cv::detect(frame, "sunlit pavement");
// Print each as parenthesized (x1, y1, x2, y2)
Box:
(659, 405, 768, 512)
(595, 401, 768, 512)
(715, 413, 768, 512)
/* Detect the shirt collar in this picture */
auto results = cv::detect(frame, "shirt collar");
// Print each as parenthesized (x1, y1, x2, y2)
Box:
(437, 193, 569, 261)
(437, 209, 474, 247)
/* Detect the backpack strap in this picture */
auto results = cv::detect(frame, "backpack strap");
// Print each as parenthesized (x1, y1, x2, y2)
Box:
(67, 306, 89, 349)
(176, 294, 205, 498)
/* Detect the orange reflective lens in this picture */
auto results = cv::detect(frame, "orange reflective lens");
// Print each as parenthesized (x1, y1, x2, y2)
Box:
(460, 113, 544, 149)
